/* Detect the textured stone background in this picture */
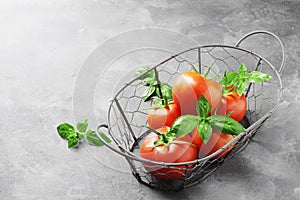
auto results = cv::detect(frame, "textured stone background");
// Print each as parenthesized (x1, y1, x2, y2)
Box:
(0, 0, 299, 199)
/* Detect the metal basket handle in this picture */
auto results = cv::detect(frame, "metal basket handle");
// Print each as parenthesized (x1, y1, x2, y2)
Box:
(95, 124, 159, 164)
(235, 30, 285, 74)
(95, 124, 136, 159)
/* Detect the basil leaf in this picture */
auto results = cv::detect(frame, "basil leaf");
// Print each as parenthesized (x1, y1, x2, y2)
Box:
(238, 64, 247, 75)
(198, 121, 212, 144)
(171, 115, 199, 138)
(151, 97, 164, 107)
(236, 79, 247, 96)
(247, 71, 272, 82)
(67, 134, 79, 148)
(77, 119, 88, 133)
(99, 131, 112, 143)
(142, 85, 156, 102)
(86, 130, 104, 146)
(219, 70, 227, 85)
(135, 66, 155, 86)
(157, 83, 173, 101)
(57, 123, 75, 139)
(86, 130, 111, 146)
(224, 71, 238, 86)
(210, 115, 245, 135)
(196, 95, 211, 117)
(78, 132, 85, 140)
(220, 64, 272, 96)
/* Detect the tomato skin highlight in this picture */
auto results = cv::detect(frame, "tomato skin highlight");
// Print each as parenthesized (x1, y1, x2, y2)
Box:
(191, 129, 235, 159)
(147, 103, 180, 130)
(172, 72, 222, 116)
(140, 127, 198, 180)
(216, 91, 247, 122)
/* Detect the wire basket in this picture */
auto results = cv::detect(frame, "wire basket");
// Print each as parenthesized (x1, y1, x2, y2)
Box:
(96, 31, 284, 190)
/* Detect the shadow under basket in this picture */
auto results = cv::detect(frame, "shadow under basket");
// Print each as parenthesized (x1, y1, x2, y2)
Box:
(96, 30, 284, 191)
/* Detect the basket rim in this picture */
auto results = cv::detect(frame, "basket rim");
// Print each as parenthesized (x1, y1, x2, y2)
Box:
(101, 44, 284, 166)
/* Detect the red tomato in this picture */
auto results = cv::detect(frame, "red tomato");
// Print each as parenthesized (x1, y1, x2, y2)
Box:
(216, 90, 247, 122)
(189, 129, 202, 149)
(147, 103, 180, 130)
(191, 129, 235, 159)
(140, 127, 198, 180)
(172, 72, 222, 115)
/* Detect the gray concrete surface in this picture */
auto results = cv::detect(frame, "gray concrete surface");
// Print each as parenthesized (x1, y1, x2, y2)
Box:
(1, 0, 300, 199)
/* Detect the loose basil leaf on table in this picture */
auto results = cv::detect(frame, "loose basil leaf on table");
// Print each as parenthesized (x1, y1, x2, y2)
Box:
(86, 129, 112, 146)
(77, 119, 88, 133)
(67, 134, 79, 148)
(57, 123, 75, 139)
(56, 119, 111, 148)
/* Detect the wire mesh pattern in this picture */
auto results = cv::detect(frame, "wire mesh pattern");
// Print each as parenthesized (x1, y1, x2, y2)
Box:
(97, 32, 284, 190)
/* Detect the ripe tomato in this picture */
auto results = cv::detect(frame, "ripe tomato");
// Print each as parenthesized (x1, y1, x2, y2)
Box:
(172, 72, 222, 116)
(147, 103, 180, 130)
(216, 90, 247, 122)
(140, 127, 198, 180)
(191, 129, 235, 159)
(189, 129, 202, 150)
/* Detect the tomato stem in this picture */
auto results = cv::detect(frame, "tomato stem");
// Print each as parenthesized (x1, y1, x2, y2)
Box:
(161, 133, 169, 144)
(203, 62, 214, 78)
(222, 85, 235, 96)
(210, 71, 222, 81)
(163, 96, 168, 107)
(143, 145, 156, 149)
(142, 125, 163, 136)
(189, 63, 199, 74)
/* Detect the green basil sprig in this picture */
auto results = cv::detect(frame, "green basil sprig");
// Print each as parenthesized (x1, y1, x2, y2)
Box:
(135, 66, 172, 106)
(220, 64, 272, 96)
(170, 95, 245, 144)
(57, 119, 111, 148)
(134, 66, 156, 86)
